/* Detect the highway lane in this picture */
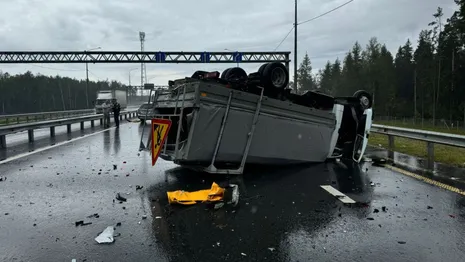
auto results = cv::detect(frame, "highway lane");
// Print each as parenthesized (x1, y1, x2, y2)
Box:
(0, 123, 464, 261)
(0, 110, 140, 161)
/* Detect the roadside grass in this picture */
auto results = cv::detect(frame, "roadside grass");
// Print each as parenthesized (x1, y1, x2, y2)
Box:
(369, 133, 465, 167)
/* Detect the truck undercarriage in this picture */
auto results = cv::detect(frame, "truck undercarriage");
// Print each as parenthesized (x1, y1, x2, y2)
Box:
(142, 62, 373, 174)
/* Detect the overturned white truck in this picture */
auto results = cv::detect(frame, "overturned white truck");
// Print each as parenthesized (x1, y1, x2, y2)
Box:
(148, 62, 373, 174)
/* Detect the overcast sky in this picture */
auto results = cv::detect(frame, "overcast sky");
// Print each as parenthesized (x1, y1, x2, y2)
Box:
(0, 0, 458, 86)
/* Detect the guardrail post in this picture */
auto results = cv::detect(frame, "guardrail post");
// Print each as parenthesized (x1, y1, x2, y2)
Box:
(28, 130, 34, 143)
(0, 135, 6, 149)
(120, 115, 123, 121)
(80, 121, 84, 130)
(91, 120, 94, 127)
(50, 127, 55, 137)
(100, 119, 103, 125)
(388, 135, 395, 160)
(67, 124, 71, 133)
(427, 142, 434, 171)
(125, 114, 127, 120)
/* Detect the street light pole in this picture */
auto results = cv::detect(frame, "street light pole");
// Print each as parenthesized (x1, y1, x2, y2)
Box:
(294, 0, 298, 93)
(84, 46, 101, 108)
(128, 67, 138, 104)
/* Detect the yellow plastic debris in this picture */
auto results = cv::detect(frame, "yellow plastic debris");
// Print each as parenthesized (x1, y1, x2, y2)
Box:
(167, 182, 225, 205)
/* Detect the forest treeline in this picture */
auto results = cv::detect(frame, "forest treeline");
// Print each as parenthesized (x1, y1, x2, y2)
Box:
(295, 1, 465, 123)
(0, 71, 139, 114)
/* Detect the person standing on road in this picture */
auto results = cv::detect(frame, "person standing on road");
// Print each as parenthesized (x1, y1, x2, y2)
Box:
(112, 101, 121, 128)
(102, 101, 111, 128)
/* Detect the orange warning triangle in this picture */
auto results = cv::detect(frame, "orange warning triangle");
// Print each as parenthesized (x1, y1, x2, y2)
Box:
(151, 118, 172, 166)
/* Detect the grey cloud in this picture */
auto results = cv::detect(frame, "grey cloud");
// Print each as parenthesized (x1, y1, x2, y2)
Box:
(0, 0, 459, 84)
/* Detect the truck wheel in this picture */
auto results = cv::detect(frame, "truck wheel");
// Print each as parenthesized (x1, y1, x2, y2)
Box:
(224, 67, 248, 82)
(353, 90, 373, 109)
(258, 63, 269, 75)
(261, 62, 289, 89)
(221, 68, 232, 79)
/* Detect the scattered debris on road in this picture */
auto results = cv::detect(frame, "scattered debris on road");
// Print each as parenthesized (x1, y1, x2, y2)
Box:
(372, 158, 387, 167)
(113, 164, 117, 170)
(0, 176, 6, 182)
(241, 253, 247, 257)
(75, 221, 92, 227)
(116, 222, 122, 227)
(398, 241, 406, 244)
(214, 202, 224, 210)
(87, 213, 100, 219)
(95, 226, 115, 244)
(373, 209, 379, 213)
(142, 215, 147, 219)
(382, 206, 387, 212)
(268, 247, 275, 252)
(136, 185, 143, 190)
(155, 216, 162, 219)
(116, 193, 127, 202)
(427, 206, 433, 209)
(367, 217, 374, 220)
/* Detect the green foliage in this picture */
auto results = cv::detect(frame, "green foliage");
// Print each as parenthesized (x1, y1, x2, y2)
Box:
(296, 52, 314, 92)
(0, 71, 131, 114)
(296, 1, 465, 122)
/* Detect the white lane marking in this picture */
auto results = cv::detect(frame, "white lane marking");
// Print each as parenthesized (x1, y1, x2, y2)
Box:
(0, 127, 115, 165)
(320, 185, 356, 204)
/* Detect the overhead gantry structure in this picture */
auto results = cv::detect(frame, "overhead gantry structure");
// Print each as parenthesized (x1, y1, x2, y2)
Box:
(0, 51, 291, 68)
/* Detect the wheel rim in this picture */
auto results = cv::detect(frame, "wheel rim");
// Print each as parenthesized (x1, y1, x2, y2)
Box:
(271, 68, 286, 87)
(360, 96, 370, 108)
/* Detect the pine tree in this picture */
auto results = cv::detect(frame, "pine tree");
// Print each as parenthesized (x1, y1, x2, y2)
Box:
(297, 53, 314, 93)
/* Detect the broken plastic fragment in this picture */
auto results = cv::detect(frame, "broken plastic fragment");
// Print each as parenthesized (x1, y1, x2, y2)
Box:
(229, 184, 239, 207)
(116, 193, 127, 202)
(214, 202, 224, 210)
(95, 226, 115, 244)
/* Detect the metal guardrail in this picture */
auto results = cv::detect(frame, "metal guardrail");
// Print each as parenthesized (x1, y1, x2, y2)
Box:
(0, 110, 137, 149)
(370, 124, 465, 170)
(0, 109, 96, 126)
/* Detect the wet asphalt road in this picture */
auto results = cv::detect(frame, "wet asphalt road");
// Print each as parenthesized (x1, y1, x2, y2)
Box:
(1, 122, 465, 262)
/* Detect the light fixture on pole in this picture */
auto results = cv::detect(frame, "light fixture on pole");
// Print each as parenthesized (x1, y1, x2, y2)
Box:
(85, 46, 101, 108)
(128, 67, 138, 104)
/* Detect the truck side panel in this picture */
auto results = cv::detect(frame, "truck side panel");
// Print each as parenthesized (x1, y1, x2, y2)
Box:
(178, 103, 335, 165)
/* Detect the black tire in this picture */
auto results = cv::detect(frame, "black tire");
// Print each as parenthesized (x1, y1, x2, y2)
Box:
(353, 90, 373, 109)
(221, 68, 232, 79)
(258, 63, 269, 75)
(224, 67, 248, 82)
(261, 62, 289, 89)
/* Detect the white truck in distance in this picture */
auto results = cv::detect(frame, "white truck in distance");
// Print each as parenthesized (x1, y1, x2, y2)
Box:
(95, 90, 127, 114)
